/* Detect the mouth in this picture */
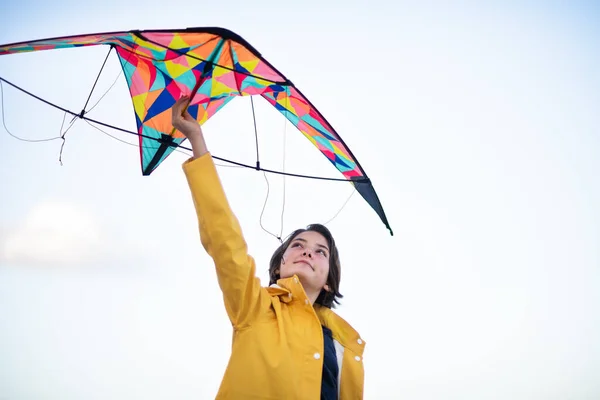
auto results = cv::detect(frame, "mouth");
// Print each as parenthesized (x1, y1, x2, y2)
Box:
(294, 260, 314, 271)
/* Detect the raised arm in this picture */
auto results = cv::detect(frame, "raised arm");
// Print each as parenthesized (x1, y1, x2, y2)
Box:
(174, 97, 265, 328)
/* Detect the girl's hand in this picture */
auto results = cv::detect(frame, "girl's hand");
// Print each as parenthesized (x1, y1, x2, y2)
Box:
(172, 95, 208, 158)
(172, 95, 202, 141)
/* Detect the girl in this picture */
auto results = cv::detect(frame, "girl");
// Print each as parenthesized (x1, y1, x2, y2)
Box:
(174, 96, 365, 399)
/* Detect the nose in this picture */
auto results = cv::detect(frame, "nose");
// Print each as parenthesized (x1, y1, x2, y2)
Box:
(303, 251, 312, 258)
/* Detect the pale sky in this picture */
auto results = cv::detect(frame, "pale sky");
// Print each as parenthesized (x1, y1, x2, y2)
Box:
(1, 1, 599, 399)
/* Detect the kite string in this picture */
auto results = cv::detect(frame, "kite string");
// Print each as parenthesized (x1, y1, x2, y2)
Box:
(322, 188, 356, 226)
(256, 91, 291, 243)
(259, 172, 280, 241)
(279, 90, 289, 240)
(0, 79, 63, 143)
(58, 113, 70, 165)
(86, 68, 123, 115)
(1, 78, 74, 165)
(252, 97, 284, 242)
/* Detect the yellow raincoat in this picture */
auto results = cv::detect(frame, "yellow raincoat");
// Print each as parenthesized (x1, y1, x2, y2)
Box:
(183, 153, 366, 399)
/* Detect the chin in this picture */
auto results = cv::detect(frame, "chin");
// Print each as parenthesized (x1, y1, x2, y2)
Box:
(283, 266, 313, 280)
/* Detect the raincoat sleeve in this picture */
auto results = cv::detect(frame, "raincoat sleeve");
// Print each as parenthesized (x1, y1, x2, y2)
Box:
(183, 153, 265, 328)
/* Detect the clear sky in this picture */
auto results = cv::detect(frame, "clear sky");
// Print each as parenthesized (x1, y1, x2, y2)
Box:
(1, 1, 599, 399)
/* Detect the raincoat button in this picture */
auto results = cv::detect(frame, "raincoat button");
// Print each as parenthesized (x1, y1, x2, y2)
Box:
(314, 353, 321, 360)
(305, 299, 309, 305)
(294, 277, 299, 283)
(357, 339, 363, 345)
(355, 356, 361, 361)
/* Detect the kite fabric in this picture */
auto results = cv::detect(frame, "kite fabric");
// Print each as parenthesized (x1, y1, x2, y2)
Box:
(0, 27, 392, 235)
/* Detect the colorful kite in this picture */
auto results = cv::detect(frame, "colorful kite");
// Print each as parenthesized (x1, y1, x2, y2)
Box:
(0, 27, 392, 235)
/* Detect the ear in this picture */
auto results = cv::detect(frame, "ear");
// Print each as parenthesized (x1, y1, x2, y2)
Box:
(324, 284, 330, 292)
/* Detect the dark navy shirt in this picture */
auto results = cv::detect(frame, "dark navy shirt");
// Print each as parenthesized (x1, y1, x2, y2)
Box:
(321, 325, 339, 399)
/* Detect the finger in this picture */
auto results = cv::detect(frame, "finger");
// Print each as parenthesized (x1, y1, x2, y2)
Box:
(172, 96, 189, 118)
(177, 95, 195, 121)
(183, 110, 196, 122)
(171, 98, 182, 121)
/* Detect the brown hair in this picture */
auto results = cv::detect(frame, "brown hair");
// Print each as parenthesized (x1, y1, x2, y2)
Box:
(268, 223, 343, 308)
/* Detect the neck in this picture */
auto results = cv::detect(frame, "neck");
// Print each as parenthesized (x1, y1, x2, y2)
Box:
(305, 288, 321, 306)
(296, 278, 321, 306)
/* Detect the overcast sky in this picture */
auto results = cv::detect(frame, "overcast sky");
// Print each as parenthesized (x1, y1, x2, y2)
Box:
(1, 1, 599, 399)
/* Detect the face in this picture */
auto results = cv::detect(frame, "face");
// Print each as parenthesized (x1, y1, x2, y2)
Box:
(279, 230, 331, 293)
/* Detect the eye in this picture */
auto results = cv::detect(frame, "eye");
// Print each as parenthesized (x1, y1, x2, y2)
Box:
(317, 249, 327, 256)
